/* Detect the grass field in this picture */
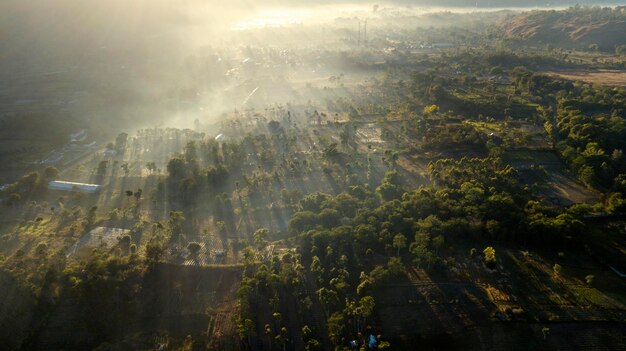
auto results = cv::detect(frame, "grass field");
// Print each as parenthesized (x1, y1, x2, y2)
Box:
(545, 70, 626, 88)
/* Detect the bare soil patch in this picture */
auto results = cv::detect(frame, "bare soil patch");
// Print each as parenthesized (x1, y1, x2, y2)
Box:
(545, 70, 626, 88)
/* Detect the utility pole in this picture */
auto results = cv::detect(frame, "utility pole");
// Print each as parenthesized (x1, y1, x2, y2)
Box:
(357, 20, 361, 46)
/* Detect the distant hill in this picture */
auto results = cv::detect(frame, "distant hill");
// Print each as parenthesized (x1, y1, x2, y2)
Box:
(287, 1, 622, 6)
(412, 0, 618, 6)
(503, 6, 626, 50)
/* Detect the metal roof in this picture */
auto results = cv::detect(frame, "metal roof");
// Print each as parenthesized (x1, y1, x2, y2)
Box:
(48, 180, 101, 192)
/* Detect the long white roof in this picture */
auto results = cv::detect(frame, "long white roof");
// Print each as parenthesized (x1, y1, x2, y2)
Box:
(48, 180, 101, 192)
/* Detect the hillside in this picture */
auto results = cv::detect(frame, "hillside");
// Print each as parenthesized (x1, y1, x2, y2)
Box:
(503, 6, 626, 51)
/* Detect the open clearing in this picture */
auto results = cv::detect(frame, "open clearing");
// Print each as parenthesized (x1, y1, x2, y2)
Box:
(503, 150, 599, 206)
(545, 70, 626, 88)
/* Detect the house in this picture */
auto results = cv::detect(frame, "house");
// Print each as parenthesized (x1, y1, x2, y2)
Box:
(48, 180, 101, 193)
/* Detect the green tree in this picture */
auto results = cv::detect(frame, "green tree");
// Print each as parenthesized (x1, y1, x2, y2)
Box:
(253, 228, 269, 250)
(327, 312, 345, 345)
(423, 104, 439, 115)
(146, 236, 166, 264)
(43, 166, 59, 179)
(96, 160, 108, 176)
(392, 234, 407, 257)
(483, 246, 496, 269)
(187, 242, 201, 257)
(358, 296, 376, 318)
(432, 235, 445, 255)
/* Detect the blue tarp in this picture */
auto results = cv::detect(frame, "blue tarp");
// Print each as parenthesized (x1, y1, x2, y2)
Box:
(368, 334, 378, 348)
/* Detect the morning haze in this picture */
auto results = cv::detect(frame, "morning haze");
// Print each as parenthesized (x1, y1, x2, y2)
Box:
(0, 1, 625, 350)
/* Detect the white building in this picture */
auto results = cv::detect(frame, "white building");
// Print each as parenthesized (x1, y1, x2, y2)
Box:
(48, 180, 101, 193)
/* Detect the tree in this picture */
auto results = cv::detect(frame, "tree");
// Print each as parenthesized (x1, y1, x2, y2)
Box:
(253, 228, 269, 250)
(423, 104, 439, 115)
(167, 157, 187, 179)
(358, 296, 376, 318)
(432, 235, 444, 255)
(242, 246, 256, 266)
(387, 256, 404, 277)
(378, 341, 391, 349)
(268, 120, 281, 134)
(134, 188, 142, 202)
(187, 242, 201, 258)
(184, 141, 197, 163)
(181, 335, 193, 351)
(86, 206, 98, 228)
(301, 325, 312, 341)
(411, 243, 431, 269)
(392, 234, 407, 257)
(146, 236, 166, 264)
(237, 318, 255, 347)
(327, 312, 345, 345)
(115, 132, 128, 153)
(483, 246, 496, 269)
(317, 288, 339, 315)
(305, 339, 321, 351)
(168, 211, 186, 237)
(96, 160, 108, 176)
(146, 162, 157, 173)
(43, 166, 59, 180)
(377, 170, 403, 201)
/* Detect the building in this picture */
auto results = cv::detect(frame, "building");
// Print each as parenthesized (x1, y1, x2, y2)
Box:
(432, 42, 454, 49)
(48, 180, 101, 193)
